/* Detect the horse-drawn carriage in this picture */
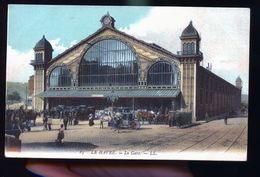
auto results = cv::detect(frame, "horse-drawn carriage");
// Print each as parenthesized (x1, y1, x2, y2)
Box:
(110, 107, 141, 130)
(168, 111, 192, 128)
(136, 109, 154, 124)
(135, 109, 170, 125)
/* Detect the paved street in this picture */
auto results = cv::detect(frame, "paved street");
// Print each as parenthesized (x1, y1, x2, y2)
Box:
(17, 116, 247, 160)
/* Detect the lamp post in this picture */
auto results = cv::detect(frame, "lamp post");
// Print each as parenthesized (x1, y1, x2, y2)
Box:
(25, 85, 28, 109)
(132, 96, 135, 119)
(107, 89, 119, 116)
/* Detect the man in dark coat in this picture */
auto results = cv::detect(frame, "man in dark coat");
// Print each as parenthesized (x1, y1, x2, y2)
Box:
(63, 111, 69, 130)
(224, 113, 228, 125)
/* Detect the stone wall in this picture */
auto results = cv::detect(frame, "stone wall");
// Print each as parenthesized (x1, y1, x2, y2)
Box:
(33, 68, 44, 111)
(196, 66, 241, 121)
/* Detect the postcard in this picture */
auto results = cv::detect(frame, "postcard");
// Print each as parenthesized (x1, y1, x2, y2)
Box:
(5, 5, 249, 161)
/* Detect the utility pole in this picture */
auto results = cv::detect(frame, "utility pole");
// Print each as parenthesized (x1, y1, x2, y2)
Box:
(132, 96, 135, 119)
(25, 85, 28, 109)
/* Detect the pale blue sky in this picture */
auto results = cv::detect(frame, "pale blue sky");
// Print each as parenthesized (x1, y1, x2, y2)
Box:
(8, 5, 150, 52)
(6, 5, 250, 94)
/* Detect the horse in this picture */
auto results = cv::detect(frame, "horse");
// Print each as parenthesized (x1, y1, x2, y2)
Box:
(154, 113, 169, 125)
(24, 110, 38, 126)
(5, 109, 22, 137)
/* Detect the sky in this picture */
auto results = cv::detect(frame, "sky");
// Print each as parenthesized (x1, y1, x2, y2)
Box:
(6, 5, 250, 94)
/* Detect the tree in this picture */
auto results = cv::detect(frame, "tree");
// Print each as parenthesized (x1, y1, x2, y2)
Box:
(7, 91, 21, 103)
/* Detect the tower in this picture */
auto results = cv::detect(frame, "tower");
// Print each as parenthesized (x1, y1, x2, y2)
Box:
(236, 76, 243, 90)
(30, 35, 53, 111)
(180, 21, 201, 55)
(179, 21, 203, 122)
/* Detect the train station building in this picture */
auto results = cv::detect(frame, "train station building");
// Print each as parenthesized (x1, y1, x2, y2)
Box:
(30, 13, 242, 122)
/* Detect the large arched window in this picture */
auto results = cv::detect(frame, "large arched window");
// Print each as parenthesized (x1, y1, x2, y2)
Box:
(49, 66, 71, 87)
(79, 39, 138, 86)
(147, 61, 177, 86)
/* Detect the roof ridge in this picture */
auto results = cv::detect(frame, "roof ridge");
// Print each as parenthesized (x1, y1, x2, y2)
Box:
(48, 26, 178, 65)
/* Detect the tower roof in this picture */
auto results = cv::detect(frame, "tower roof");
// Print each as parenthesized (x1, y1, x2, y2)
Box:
(236, 76, 242, 82)
(180, 21, 200, 39)
(34, 35, 53, 51)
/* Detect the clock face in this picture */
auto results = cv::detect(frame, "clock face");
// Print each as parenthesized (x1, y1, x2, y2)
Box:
(103, 16, 110, 25)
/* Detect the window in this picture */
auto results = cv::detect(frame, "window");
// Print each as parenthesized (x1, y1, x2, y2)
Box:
(79, 39, 138, 86)
(35, 53, 43, 63)
(147, 61, 177, 86)
(49, 66, 71, 87)
(183, 42, 195, 55)
(190, 43, 194, 54)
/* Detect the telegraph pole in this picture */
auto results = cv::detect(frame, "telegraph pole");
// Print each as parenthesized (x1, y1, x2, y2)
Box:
(25, 85, 28, 109)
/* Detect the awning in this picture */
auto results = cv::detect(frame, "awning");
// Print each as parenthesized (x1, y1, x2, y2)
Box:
(36, 89, 180, 98)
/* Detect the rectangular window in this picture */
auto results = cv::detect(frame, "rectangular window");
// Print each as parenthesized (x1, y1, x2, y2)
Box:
(35, 53, 43, 63)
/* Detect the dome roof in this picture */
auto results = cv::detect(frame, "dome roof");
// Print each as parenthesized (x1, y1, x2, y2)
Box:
(236, 76, 242, 82)
(180, 21, 200, 39)
(34, 35, 53, 51)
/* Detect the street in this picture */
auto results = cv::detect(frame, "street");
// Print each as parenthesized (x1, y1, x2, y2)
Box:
(15, 116, 247, 160)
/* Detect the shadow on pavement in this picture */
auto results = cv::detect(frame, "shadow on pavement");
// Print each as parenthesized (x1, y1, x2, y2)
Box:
(22, 142, 98, 152)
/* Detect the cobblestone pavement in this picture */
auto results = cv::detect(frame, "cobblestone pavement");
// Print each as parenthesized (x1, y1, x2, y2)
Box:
(18, 117, 247, 160)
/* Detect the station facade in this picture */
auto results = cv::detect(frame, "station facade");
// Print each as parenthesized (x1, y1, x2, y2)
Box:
(30, 13, 242, 122)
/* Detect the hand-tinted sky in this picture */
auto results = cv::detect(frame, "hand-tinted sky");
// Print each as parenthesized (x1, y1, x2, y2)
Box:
(6, 5, 250, 94)
(8, 5, 150, 52)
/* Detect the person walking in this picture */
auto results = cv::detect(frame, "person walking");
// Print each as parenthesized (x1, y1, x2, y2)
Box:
(43, 111, 48, 130)
(100, 113, 104, 129)
(116, 117, 121, 133)
(114, 112, 121, 133)
(89, 114, 94, 126)
(224, 113, 228, 125)
(68, 112, 73, 125)
(56, 124, 65, 145)
(63, 112, 69, 130)
(47, 115, 52, 130)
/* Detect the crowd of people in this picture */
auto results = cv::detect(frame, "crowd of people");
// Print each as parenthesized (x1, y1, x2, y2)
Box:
(4, 105, 176, 147)
(41, 109, 84, 135)
(5, 106, 39, 138)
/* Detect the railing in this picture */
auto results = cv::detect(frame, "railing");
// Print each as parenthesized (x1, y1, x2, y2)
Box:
(176, 51, 203, 57)
(30, 60, 44, 65)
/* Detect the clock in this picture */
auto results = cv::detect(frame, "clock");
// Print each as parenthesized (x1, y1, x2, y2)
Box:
(103, 16, 111, 25)
(100, 13, 115, 28)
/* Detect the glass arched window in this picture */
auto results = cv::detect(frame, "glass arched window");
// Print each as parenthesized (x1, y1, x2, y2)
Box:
(79, 39, 138, 86)
(49, 66, 72, 87)
(147, 61, 177, 86)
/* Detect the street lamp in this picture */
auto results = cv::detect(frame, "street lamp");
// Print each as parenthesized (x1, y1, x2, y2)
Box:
(107, 89, 119, 116)
(25, 85, 28, 109)
(132, 96, 135, 119)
